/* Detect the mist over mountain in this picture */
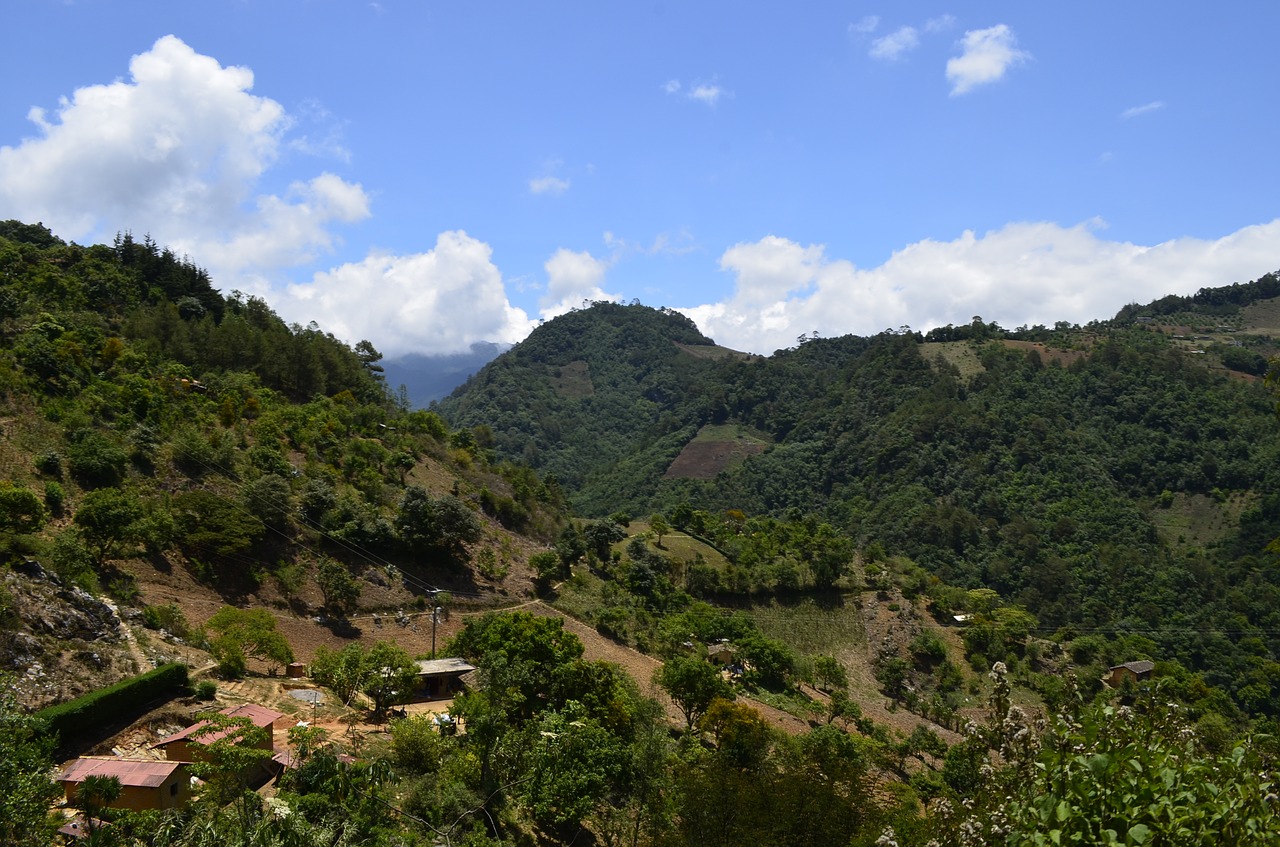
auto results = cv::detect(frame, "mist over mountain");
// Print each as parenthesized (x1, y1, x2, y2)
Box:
(382, 341, 509, 408)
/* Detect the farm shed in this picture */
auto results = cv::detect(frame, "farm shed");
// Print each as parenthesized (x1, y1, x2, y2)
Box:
(415, 657, 477, 700)
(1107, 660, 1155, 687)
(57, 758, 191, 812)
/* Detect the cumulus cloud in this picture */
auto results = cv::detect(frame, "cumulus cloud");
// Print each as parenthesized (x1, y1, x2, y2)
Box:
(278, 230, 536, 357)
(1121, 100, 1165, 119)
(0, 35, 368, 286)
(870, 26, 920, 61)
(540, 248, 619, 319)
(946, 24, 1030, 95)
(681, 220, 1280, 354)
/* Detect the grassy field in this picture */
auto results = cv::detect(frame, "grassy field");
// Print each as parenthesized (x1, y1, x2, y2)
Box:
(739, 597, 867, 657)
(1149, 491, 1254, 552)
(918, 341, 986, 380)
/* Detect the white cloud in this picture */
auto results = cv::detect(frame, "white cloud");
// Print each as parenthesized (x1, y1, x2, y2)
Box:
(279, 230, 536, 357)
(924, 15, 956, 33)
(946, 24, 1030, 95)
(688, 84, 726, 106)
(870, 26, 920, 61)
(0, 35, 369, 285)
(529, 175, 570, 195)
(850, 15, 880, 35)
(540, 248, 619, 319)
(681, 220, 1280, 354)
(664, 78, 729, 107)
(1121, 100, 1165, 120)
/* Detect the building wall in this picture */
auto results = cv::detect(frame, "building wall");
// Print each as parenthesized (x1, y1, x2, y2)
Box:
(63, 771, 190, 812)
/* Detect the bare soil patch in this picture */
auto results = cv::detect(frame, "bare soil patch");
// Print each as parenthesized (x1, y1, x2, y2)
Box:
(664, 425, 770, 480)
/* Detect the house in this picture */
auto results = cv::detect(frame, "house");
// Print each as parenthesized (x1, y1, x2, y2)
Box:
(1107, 660, 1155, 687)
(414, 657, 477, 700)
(57, 758, 191, 812)
(705, 641, 738, 665)
(152, 703, 284, 763)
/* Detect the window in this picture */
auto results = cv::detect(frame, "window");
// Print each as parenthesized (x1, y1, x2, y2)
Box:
(170, 782, 178, 797)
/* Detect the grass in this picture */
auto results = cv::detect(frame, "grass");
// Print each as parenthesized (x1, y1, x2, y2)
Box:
(1149, 491, 1253, 552)
(690, 423, 772, 445)
(918, 341, 986, 380)
(739, 597, 867, 657)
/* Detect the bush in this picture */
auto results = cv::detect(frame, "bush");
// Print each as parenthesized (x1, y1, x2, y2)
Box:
(195, 681, 218, 701)
(141, 603, 189, 638)
(67, 431, 128, 487)
(36, 663, 189, 748)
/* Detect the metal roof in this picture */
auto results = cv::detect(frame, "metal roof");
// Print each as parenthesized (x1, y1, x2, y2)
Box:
(415, 657, 477, 676)
(153, 703, 284, 748)
(58, 758, 185, 788)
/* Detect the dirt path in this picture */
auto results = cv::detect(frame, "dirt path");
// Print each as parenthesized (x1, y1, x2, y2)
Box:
(99, 595, 153, 674)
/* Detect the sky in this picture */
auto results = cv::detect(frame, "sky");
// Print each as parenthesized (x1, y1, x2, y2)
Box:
(2, 2, 1279, 357)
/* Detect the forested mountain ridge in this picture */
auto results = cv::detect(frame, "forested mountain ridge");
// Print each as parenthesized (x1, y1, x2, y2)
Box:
(0, 220, 570, 706)
(440, 280, 1280, 715)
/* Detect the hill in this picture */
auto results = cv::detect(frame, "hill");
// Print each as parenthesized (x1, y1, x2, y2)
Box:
(0, 220, 570, 708)
(440, 283, 1280, 716)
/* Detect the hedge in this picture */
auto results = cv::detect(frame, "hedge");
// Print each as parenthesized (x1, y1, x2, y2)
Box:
(35, 662, 189, 745)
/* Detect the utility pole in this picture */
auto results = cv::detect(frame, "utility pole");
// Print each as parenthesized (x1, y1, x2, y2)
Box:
(431, 604, 442, 658)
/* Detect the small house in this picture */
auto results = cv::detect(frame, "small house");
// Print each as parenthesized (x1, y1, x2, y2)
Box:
(706, 641, 738, 665)
(415, 658, 477, 700)
(1107, 660, 1155, 687)
(57, 758, 191, 812)
(153, 703, 283, 763)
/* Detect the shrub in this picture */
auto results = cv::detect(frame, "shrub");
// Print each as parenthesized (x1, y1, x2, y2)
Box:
(195, 681, 218, 701)
(36, 663, 189, 749)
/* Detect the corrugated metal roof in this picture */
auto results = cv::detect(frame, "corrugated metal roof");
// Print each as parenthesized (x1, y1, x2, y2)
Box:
(153, 702, 284, 747)
(58, 758, 184, 788)
(415, 658, 477, 676)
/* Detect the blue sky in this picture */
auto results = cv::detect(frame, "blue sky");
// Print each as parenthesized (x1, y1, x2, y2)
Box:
(2, 1, 1278, 356)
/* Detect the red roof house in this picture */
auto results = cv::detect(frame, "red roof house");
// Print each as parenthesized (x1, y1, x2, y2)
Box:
(57, 758, 191, 812)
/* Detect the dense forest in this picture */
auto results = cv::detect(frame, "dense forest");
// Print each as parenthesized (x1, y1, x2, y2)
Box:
(3, 220, 1280, 846)
(438, 290, 1280, 718)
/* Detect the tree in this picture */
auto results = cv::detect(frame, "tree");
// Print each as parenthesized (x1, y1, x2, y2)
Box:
(649, 514, 670, 548)
(655, 655, 734, 729)
(0, 483, 44, 535)
(0, 678, 60, 846)
(309, 643, 369, 706)
(73, 774, 121, 845)
(73, 487, 144, 564)
(360, 641, 418, 716)
(204, 606, 294, 678)
(316, 558, 361, 618)
(813, 655, 849, 692)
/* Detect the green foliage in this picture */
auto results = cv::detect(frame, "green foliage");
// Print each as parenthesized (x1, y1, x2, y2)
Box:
(35, 663, 189, 750)
(0, 676, 61, 846)
(0, 482, 44, 535)
(73, 486, 145, 563)
(203, 606, 293, 678)
(141, 602, 189, 637)
(655, 654, 734, 728)
(172, 491, 264, 561)
(195, 680, 218, 701)
(316, 557, 361, 617)
(67, 430, 128, 487)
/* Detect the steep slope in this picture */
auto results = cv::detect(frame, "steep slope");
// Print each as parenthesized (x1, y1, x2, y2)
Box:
(442, 278, 1280, 713)
(435, 302, 744, 498)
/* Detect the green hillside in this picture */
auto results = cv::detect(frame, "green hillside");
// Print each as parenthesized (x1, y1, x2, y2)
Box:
(442, 283, 1280, 716)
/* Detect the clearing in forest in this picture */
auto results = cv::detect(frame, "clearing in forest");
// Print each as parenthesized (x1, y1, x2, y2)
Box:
(663, 423, 772, 480)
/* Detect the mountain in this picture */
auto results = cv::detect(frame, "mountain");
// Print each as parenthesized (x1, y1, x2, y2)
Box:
(382, 341, 508, 408)
(0, 220, 569, 708)
(440, 283, 1280, 712)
